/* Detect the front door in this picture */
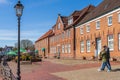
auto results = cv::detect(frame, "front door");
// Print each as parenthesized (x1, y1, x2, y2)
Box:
(96, 38, 101, 57)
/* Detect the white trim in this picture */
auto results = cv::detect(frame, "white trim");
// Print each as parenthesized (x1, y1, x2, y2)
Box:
(117, 11, 120, 13)
(95, 20, 100, 22)
(76, 7, 120, 29)
(107, 15, 113, 18)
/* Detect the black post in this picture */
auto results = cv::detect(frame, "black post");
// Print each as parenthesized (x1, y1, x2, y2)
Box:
(16, 17, 21, 80)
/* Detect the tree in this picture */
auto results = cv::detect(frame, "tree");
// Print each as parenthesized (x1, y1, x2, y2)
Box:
(15, 39, 34, 50)
(0, 47, 3, 51)
(21, 39, 34, 50)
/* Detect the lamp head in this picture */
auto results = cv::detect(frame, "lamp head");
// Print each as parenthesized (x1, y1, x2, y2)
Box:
(14, 1, 24, 17)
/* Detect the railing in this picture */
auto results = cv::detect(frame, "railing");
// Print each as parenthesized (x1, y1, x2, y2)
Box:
(0, 58, 16, 80)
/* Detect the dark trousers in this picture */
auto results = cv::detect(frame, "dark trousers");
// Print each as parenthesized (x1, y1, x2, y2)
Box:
(107, 60, 111, 70)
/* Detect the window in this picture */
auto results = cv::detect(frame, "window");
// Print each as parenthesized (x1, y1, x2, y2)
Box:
(108, 35, 114, 51)
(58, 23, 60, 29)
(86, 40, 90, 52)
(118, 13, 120, 23)
(62, 32, 64, 39)
(118, 34, 120, 50)
(80, 41, 84, 53)
(80, 27, 83, 34)
(68, 30, 70, 38)
(68, 18, 73, 25)
(62, 45, 64, 53)
(54, 47, 56, 54)
(86, 25, 90, 32)
(68, 44, 71, 53)
(108, 16, 112, 26)
(96, 21, 100, 29)
(65, 44, 67, 53)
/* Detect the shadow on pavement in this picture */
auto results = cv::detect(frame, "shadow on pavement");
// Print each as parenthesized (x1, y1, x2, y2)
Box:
(112, 68, 120, 72)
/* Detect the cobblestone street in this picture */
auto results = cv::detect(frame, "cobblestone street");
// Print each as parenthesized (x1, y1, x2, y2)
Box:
(0, 59, 120, 80)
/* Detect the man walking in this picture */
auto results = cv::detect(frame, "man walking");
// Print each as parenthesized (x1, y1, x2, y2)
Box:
(104, 45, 111, 70)
(98, 46, 111, 72)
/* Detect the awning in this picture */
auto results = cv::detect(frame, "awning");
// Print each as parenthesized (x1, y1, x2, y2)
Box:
(41, 48, 45, 51)
(7, 51, 17, 56)
(35, 50, 38, 54)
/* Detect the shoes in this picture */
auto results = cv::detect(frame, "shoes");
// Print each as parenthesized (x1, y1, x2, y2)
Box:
(107, 70, 111, 72)
(98, 69, 102, 72)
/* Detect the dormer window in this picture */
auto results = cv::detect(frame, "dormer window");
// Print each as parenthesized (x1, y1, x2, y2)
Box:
(58, 23, 60, 30)
(68, 16, 73, 25)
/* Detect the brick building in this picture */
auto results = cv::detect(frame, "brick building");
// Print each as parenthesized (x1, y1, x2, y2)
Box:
(35, 30, 53, 58)
(35, 5, 95, 59)
(75, 0, 120, 60)
(35, 0, 120, 60)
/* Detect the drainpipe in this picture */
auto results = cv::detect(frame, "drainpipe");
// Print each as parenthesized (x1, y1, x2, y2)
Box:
(73, 26, 76, 59)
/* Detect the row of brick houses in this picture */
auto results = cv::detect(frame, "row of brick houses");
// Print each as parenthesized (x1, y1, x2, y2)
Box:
(35, 0, 120, 60)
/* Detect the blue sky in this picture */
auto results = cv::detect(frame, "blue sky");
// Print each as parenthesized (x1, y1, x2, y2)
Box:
(0, 0, 103, 47)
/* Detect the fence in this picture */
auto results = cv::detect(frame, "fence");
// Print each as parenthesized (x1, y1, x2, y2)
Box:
(0, 58, 16, 80)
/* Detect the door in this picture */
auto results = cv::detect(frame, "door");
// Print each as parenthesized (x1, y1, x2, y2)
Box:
(95, 38, 101, 57)
(57, 45, 60, 59)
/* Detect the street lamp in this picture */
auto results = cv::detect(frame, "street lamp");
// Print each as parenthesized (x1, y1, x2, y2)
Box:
(14, 0, 24, 80)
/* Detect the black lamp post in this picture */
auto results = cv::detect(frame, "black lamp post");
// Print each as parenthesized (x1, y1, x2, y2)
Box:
(14, 0, 24, 80)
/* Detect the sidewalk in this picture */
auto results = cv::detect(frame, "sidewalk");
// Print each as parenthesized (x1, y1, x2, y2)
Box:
(52, 65, 120, 80)
(1, 59, 120, 80)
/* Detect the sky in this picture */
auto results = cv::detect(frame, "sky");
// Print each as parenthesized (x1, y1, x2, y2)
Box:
(0, 0, 103, 47)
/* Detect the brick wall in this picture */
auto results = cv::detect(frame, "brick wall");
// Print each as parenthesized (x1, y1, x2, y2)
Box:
(75, 9, 120, 59)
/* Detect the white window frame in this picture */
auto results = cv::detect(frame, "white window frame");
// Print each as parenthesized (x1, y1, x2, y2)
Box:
(108, 16, 112, 26)
(68, 18, 73, 25)
(86, 40, 90, 52)
(86, 25, 90, 32)
(80, 27, 83, 34)
(108, 35, 114, 51)
(68, 44, 71, 53)
(80, 41, 84, 53)
(96, 21, 100, 29)
(62, 45, 64, 53)
(118, 13, 120, 23)
(65, 44, 67, 53)
(118, 34, 120, 50)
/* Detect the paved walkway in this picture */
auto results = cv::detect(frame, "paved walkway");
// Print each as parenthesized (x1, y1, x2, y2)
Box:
(0, 59, 120, 80)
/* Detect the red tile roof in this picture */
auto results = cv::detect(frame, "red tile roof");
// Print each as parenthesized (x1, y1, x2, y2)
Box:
(35, 30, 53, 42)
(64, 5, 95, 29)
(77, 0, 120, 25)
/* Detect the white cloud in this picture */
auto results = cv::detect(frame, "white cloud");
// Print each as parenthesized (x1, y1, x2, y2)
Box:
(0, 29, 43, 41)
(0, 0, 8, 4)
(0, 29, 43, 47)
